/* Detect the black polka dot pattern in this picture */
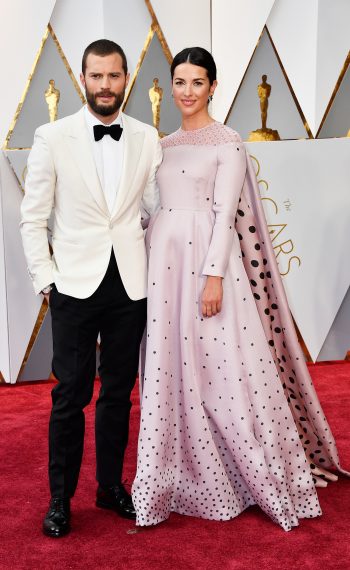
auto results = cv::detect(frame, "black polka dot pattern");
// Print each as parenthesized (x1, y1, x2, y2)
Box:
(132, 122, 341, 532)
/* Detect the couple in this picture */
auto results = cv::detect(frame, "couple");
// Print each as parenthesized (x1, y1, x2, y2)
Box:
(21, 40, 344, 538)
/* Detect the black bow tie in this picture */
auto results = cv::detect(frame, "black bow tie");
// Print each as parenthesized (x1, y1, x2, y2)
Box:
(93, 124, 123, 142)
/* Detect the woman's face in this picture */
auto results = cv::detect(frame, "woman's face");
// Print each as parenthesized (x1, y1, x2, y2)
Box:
(172, 62, 217, 119)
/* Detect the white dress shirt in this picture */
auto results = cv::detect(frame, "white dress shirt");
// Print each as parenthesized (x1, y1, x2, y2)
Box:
(84, 105, 124, 214)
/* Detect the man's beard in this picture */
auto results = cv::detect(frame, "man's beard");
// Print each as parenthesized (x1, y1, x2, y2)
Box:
(85, 86, 125, 117)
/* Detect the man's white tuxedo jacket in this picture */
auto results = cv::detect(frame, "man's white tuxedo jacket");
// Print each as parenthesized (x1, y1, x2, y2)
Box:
(20, 109, 162, 299)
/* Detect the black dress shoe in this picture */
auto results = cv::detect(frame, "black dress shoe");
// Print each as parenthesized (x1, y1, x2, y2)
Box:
(43, 498, 71, 538)
(96, 483, 136, 520)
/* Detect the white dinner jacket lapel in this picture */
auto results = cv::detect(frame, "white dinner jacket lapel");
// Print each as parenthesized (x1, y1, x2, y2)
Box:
(65, 108, 109, 217)
(110, 113, 145, 219)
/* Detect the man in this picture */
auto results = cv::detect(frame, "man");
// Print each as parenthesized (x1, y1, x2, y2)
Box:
(20, 40, 162, 538)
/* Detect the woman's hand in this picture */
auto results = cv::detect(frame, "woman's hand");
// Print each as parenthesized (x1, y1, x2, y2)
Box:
(201, 276, 223, 317)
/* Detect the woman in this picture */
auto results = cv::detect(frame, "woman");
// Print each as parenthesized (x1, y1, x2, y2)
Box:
(132, 47, 344, 531)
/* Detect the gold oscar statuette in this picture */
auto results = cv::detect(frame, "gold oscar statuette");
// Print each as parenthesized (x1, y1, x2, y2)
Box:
(45, 79, 60, 122)
(248, 74, 280, 141)
(149, 77, 166, 136)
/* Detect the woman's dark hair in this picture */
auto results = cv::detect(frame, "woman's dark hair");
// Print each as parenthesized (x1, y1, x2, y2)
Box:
(82, 39, 128, 75)
(170, 47, 217, 85)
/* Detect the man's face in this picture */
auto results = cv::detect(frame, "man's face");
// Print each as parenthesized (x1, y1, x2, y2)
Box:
(80, 52, 129, 117)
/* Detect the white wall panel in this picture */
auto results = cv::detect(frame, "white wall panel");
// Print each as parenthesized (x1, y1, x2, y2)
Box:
(50, 0, 104, 85)
(315, 0, 350, 134)
(124, 34, 181, 134)
(318, 62, 350, 138)
(267, 0, 319, 135)
(212, 0, 276, 123)
(103, 0, 152, 80)
(8, 33, 83, 149)
(0, 162, 10, 381)
(51, 0, 152, 105)
(317, 287, 350, 361)
(0, 0, 57, 146)
(268, 0, 350, 137)
(226, 29, 308, 140)
(246, 138, 350, 361)
(151, 0, 211, 58)
(0, 153, 42, 382)
(0, 0, 349, 383)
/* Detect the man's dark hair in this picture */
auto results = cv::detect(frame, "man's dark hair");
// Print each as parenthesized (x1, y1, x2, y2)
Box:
(82, 39, 128, 75)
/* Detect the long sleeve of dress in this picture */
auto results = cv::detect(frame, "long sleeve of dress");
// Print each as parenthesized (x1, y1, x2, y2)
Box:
(202, 141, 247, 277)
(141, 139, 162, 229)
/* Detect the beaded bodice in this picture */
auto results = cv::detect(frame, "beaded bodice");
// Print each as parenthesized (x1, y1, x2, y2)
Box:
(161, 121, 241, 148)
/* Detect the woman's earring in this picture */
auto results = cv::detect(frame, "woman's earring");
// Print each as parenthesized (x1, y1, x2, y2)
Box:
(208, 94, 213, 102)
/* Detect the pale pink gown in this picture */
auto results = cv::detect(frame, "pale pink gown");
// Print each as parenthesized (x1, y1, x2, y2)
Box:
(132, 122, 343, 531)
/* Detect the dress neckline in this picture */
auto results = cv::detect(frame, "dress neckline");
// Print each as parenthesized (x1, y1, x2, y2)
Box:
(179, 121, 218, 133)
(161, 121, 241, 149)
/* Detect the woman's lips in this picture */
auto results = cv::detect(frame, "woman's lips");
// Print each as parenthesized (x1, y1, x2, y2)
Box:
(181, 99, 196, 106)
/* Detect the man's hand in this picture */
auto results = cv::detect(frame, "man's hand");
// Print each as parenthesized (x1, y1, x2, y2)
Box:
(201, 276, 223, 318)
(41, 284, 53, 304)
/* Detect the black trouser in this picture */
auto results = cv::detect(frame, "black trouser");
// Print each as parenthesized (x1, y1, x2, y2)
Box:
(49, 249, 146, 498)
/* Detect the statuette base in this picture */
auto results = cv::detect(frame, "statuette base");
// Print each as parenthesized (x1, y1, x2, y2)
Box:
(248, 128, 280, 142)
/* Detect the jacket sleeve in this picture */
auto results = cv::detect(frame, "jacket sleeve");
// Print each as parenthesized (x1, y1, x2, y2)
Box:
(140, 135, 162, 229)
(202, 141, 247, 277)
(19, 127, 55, 294)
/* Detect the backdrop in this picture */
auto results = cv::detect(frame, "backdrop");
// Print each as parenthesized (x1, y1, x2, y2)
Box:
(0, 0, 349, 383)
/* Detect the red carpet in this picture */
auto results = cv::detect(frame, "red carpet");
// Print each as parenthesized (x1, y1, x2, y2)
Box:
(0, 362, 349, 570)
